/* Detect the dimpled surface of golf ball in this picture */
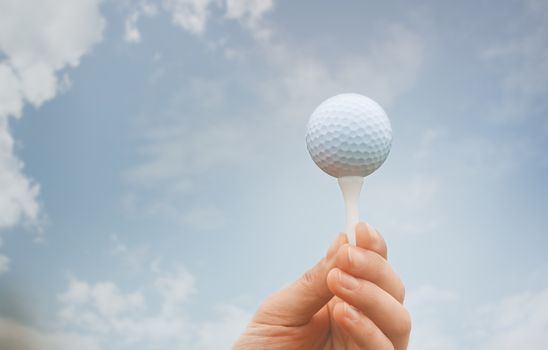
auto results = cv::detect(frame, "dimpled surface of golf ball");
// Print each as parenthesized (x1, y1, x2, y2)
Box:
(306, 93, 392, 178)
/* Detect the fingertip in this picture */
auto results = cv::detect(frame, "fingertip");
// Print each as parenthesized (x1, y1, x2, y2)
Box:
(326, 267, 340, 289)
(326, 233, 346, 259)
(356, 222, 368, 234)
(356, 222, 388, 259)
(331, 300, 346, 323)
(332, 301, 361, 326)
(326, 267, 349, 296)
(333, 301, 394, 349)
(355, 222, 371, 246)
(333, 243, 350, 271)
(333, 301, 344, 320)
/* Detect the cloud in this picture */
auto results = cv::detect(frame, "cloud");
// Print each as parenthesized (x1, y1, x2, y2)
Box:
(125, 12, 142, 43)
(255, 23, 424, 128)
(163, 0, 216, 34)
(0, 0, 105, 233)
(54, 238, 251, 349)
(225, 0, 274, 39)
(0, 238, 9, 274)
(124, 3, 158, 43)
(123, 18, 424, 225)
(110, 234, 153, 272)
(407, 285, 548, 350)
(225, 0, 273, 22)
(406, 285, 461, 350)
(0, 237, 10, 275)
(0, 79, 41, 231)
(195, 304, 252, 350)
(124, 0, 275, 39)
(475, 289, 548, 350)
(0, 255, 8, 274)
(479, 1, 548, 122)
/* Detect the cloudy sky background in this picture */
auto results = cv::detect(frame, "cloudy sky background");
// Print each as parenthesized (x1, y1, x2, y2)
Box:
(1, 0, 547, 349)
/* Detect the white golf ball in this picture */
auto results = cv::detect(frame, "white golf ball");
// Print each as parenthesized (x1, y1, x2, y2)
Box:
(306, 93, 392, 178)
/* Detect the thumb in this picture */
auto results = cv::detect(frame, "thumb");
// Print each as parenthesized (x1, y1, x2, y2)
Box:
(253, 233, 348, 326)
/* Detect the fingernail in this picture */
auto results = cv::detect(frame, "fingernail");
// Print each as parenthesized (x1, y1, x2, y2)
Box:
(366, 222, 378, 238)
(338, 270, 359, 290)
(344, 303, 360, 321)
(326, 234, 343, 259)
(347, 246, 356, 266)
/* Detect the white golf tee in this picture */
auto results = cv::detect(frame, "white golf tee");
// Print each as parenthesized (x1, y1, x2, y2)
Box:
(337, 176, 364, 246)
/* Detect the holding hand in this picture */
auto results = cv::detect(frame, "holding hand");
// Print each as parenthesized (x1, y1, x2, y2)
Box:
(233, 223, 411, 350)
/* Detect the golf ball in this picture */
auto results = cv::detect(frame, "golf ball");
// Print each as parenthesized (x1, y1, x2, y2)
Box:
(306, 93, 392, 178)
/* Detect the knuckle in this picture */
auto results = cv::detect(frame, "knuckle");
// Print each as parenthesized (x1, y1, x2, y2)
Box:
(398, 284, 406, 303)
(393, 308, 412, 336)
(370, 254, 387, 281)
(361, 317, 377, 338)
(300, 268, 317, 288)
(335, 244, 350, 267)
(372, 229, 388, 257)
(376, 239, 388, 258)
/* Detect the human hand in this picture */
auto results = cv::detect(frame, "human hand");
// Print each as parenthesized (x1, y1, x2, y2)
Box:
(233, 223, 411, 349)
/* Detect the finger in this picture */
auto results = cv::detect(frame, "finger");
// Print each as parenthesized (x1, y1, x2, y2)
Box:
(331, 302, 394, 350)
(356, 222, 387, 259)
(254, 233, 347, 326)
(327, 268, 411, 349)
(335, 244, 405, 303)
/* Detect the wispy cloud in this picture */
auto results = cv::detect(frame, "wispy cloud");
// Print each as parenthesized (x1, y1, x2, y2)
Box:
(123, 17, 425, 231)
(479, 1, 548, 122)
(124, 0, 275, 41)
(407, 285, 548, 350)
(124, 3, 158, 43)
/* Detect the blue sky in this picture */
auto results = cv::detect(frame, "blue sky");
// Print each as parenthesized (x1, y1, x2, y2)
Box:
(0, 0, 547, 349)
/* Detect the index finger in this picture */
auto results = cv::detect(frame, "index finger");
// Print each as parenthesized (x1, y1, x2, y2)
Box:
(355, 222, 388, 259)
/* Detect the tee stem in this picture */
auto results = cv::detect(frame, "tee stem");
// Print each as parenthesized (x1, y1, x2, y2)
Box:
(337, 176, 364, 246)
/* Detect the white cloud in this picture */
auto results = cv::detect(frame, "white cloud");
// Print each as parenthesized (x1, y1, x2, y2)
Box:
(195, 304, 252, 350)
(154, 267, 196, 316)
(163, 0, 217, 34)
(0, 116, 41, 230)
(0, 0, 105, 99)
(225, 0, 273, 22)
(225, 0, 274, 39)
(0, 255, 8, 274)
(144, 0, 276, 38)
(55, 245, 250, 349)
(0, 64, 24, 118)
(125, 12, 142, 43)
(0, 238, 8, 274)
(124, 2, 159, 43)
(0, 0, 105, 234)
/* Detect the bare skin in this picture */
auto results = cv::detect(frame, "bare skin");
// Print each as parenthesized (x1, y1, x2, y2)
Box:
(233, 222, 411, 350)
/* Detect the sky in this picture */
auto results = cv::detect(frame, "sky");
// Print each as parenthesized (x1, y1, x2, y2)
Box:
(0, 0, 547, 349)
